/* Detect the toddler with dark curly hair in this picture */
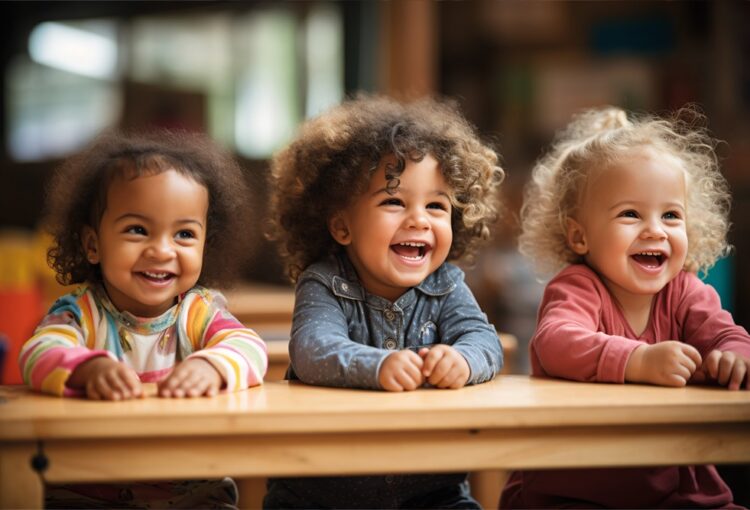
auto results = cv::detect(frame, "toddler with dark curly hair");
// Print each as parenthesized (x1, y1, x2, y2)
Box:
(265, 95, 505, 509)
(19, 130, 267, 508)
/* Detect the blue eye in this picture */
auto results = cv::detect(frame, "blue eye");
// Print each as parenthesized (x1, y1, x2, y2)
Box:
(663, 211, 681, 220)
(620, 210, 638, 219)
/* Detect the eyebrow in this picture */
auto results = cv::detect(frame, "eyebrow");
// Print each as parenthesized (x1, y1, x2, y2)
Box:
(608, 200, 686, 211)
(114, 213, 205, 228)
(370, 187, 451, 199)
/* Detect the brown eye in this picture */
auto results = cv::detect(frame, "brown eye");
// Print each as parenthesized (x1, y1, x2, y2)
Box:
(379, 198, 403, 207)
(125, 225, 147, 235)
(176, 230, 196, 240)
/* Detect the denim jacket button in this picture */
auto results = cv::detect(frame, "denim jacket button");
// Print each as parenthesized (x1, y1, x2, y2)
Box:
(384, 310, 395, 321)
(341, 282, 349, 292)
(384, 338, 397, 350)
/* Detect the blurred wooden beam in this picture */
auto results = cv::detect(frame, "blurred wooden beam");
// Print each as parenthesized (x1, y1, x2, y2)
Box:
(380, 0, 437, 99)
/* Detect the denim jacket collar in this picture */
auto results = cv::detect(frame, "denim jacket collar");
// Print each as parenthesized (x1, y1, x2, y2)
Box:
(329, 253, 457, 308)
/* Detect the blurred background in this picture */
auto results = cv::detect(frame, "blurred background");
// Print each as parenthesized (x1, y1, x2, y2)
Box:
(1, 1, 749, 505)
(1, 0, 749, 382)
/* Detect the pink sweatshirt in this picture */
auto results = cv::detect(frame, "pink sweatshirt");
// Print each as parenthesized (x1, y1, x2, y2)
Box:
(501, 264, 750, 509)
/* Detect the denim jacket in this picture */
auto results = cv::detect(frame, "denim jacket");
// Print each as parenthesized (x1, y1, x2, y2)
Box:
(288, 253, 503, 389)
(265, 254, 502, 509)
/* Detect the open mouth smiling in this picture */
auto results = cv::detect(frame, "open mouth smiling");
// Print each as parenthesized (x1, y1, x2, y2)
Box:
(631, 250, 666, 268)
(390, 241, 432, 261)
(139, 271, 175, 282)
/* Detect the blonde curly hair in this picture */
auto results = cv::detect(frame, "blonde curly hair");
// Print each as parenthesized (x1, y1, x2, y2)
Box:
(268, 94, 505, 282)
(519, 105, 731, 278)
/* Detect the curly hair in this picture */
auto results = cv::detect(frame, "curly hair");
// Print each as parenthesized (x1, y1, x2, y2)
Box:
(268, 94, 504, 281)
(519, 105, 731, 278)
(44, 129, 254, 288)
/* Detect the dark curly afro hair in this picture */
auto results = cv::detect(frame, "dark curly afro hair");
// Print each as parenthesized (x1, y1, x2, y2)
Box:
(268, 94, 504, 282)
(44, 129, 255, 289)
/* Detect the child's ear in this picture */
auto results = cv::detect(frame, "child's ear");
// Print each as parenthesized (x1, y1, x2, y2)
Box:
(81, 226, 100, 264)
(565, 218, 589, 256)
(328, 212, 352, 246)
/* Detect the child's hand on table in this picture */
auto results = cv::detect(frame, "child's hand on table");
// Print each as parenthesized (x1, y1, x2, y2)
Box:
(698, 350, 749, 390)
(158, 358, 223, 398)
(419, 345, 470, 389)
(69, 356, 143, 400)
(379, 349, 425, 391)
(625, 341, 702, 387)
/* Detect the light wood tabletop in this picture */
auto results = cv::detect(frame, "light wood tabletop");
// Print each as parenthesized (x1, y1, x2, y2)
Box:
(1, 376, 749, 509)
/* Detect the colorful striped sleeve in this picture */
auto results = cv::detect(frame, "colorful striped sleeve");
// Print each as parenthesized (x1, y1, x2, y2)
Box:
(18, 288, 115, 397)
(181, 288, 268, 391)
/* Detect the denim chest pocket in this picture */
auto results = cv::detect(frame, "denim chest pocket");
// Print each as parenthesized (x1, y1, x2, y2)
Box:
(417, 320, 438, 346)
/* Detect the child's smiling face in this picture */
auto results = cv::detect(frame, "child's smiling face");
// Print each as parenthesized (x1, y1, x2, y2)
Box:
(329, 154, 453, 302)
(83, 169, 209, 317)
(566, 147, 688, 307)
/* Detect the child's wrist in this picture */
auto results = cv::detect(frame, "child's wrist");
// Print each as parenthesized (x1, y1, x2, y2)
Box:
(624, 344, 647, 383)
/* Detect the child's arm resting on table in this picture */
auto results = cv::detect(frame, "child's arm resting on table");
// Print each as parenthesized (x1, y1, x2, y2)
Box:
(435, 274, 503, 385)
(696, 350, 749, 390)
(173, 290, 268, 395)
(624, 341, 702, 387)
(67, 355, 142, 400)
(677, 273, 750, 390)
(157, 358, 222, 398)
(18, 291, 123, 397)
(289, 276, 394, 390)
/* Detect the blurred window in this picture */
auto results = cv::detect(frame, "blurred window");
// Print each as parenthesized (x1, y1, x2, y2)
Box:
(8, 20, 121, 161)
(6, 4, 344, 161)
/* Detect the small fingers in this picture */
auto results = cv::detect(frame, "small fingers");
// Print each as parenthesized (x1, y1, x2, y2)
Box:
(682, 343, 703, 368)
(394, 369, 422, 391)
(716, 352, 737, 386)
(159, 368, 189, 398)
(104, 371, 134, 400)
(726, 357, 746, 391)
(703, 350, 722, 380)
(663, 373, 689, 388)
(86, 379, 103, 400)
(433, 368, 464, 389)
(122, 369, 143, 398)
(421, 348, 445, 378)
(427, 357, 455, 387)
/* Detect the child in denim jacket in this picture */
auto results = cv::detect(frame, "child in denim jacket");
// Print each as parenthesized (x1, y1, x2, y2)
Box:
(265, 95, 505, 509)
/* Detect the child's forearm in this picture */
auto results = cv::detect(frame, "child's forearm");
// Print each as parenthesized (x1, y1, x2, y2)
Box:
(20, 342, 114, 396)
(623, 344, 647, 383)
(194, 329, 268, 390)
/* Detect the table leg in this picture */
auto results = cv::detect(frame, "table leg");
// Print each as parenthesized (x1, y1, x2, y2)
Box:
(0, 443, 44, 509)
(237, 477, 267, 510)
(469, 470, 509, 510)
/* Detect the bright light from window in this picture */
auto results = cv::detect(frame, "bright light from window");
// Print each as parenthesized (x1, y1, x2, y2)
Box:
(29, 22, 117, 79)
(234, 11, 299, 158)
(305, 4, 344, 118)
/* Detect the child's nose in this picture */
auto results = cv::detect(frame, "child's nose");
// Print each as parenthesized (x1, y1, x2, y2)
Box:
(406, 209, 430, 229)
(641, 218, 667, 239)
(145, 238, 176, 259)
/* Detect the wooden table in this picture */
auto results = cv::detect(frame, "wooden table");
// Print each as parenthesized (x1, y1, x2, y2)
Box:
(2, 376, 749, 509)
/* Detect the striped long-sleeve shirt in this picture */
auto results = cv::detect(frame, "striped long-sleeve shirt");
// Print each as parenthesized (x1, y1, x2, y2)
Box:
(19, 284, 267, 397)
